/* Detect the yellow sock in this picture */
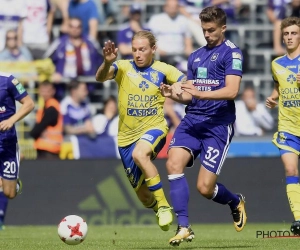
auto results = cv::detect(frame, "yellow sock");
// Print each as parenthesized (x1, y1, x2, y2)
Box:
(146, 175, 170, 208)
(287, 184, 300, 220)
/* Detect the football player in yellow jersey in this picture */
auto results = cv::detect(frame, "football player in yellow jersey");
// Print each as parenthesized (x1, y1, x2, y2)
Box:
(266, 16, 300, 235)
(95, 30, 186, 231)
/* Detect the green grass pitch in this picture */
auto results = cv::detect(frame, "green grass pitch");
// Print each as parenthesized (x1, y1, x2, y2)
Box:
(1, 223, 300, 250)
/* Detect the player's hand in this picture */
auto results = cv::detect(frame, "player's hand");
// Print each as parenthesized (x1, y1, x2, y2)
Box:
(265, 96, 278, 109)
(103, 40, 118, 64)
(181, 83, 200, 97)
(172, 82, 184, 96)
(297, 73, 300, 84)
(160, 83, 173, 97)
(0, 119, 14, 131)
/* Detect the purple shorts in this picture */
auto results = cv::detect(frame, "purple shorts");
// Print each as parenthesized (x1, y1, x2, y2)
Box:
(0, 143, 20, 180)
(169, 118, 234, 175)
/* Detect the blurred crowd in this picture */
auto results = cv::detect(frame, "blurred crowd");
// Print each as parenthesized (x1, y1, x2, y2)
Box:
(1, 0, 297, 159)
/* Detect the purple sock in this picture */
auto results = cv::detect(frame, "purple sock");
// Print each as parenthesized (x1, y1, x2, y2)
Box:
(169, 175, 189, 227)
(212, 183, 239, 210)
(0, 192, 8, 224)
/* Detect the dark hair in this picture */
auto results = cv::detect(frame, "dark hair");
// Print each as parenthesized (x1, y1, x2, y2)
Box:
(103, 95, 117, 107)
(199, 6, 227, 26)
(67, 80, 85, 92)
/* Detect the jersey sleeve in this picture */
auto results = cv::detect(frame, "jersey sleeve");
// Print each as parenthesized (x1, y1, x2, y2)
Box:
(271, 61, 278, 83)
(112, 60, 127, 83)
(165, 64, 185, 84)
(224, 48, 243, 77)
(187, 53, 194, 81)
(7, 75, 28, 101)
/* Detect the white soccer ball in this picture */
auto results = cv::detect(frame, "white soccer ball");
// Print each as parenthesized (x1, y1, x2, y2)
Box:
(57, 215, 88, 245)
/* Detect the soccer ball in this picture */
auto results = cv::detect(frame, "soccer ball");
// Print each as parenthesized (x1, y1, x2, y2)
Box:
(57, 215, 88, 245)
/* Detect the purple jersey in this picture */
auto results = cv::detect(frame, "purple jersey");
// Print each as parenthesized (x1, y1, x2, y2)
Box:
(186, 39, 243, 124)
(0, 73, 27, 146)
(60, 96, 91, 126)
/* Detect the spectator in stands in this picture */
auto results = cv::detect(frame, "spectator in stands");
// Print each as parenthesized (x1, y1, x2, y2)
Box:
(178, 0, 207, 47)
(30, 81, 63, 159)
(22, 0, 55, 60)
(60, 80, 96, 137)
(0, 0, 27, 51)
(92, 95, 118, 136)
(70, 95, 119, 159)
(164, 98, 185, 134)
(0, 30, 33, 61)
(235, 86, 274, 136)
(44, 17, 103, 82)
(204, 0, 242, 45)
(267, 0, 288, 24)
(117, 3, 148, 59)
(51, 0, 70, 35)
(92, 0, 118, 25)
(268, 0, 300, 55)
(148, 0, 193, 65)
(68, 0, 99, 41)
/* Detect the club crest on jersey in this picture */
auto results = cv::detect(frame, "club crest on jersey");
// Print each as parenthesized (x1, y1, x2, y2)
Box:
(210, 53, 219, 61)
(197, 67, 207, 78)
(287, 74, 296, 84)
(150, 71, 159, 84)
(0, 106, 6, 113)
(139, 81, 149, 91)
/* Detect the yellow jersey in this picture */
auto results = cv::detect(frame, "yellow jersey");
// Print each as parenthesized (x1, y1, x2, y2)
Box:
(112, 59, 185, 147)
(272, 55, 300, 136)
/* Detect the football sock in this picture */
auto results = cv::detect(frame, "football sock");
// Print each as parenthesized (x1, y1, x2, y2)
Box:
(286, 176, 300, 220)
(145, 175, 170, 208)
(145, 197, 158, 213)
(212, 183, 240, 210)
(169, 174, 189, 227)
(0, 192, 8, 225)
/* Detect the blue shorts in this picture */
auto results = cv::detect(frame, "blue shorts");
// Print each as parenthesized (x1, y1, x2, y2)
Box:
(169, 119, 234, 175)
(273, 131, 300, 156)
(118, 129, 166, 191)
(0, 143, 20, 180)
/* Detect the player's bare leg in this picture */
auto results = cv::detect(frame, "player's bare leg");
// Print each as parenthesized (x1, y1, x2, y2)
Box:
(197, 167, 247, 232)
(2, 179, 17, 199)
(281, 152, 300, 235)
(132, 141, 173, 231)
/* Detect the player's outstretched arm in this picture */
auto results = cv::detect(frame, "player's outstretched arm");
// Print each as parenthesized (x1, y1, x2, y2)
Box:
(95, 40, 118, 82)
(266, 83, 279, 109)
(182, 75, 241, 100)
(160, 82, 192, 105)
(0, 95, 34, 131)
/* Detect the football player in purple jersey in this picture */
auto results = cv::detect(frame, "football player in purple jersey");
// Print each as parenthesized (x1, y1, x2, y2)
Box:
(0, 73, 34, 229)
(160, 6, 246, 246)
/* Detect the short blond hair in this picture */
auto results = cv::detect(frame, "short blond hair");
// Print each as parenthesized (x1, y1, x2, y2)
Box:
(132, 30, 157, 47)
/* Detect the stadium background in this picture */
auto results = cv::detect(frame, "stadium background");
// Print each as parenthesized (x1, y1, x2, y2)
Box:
(4, 0, 291, 227)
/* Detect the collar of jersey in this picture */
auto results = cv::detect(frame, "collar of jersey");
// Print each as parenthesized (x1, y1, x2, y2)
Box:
(131, 59, 154, 72)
